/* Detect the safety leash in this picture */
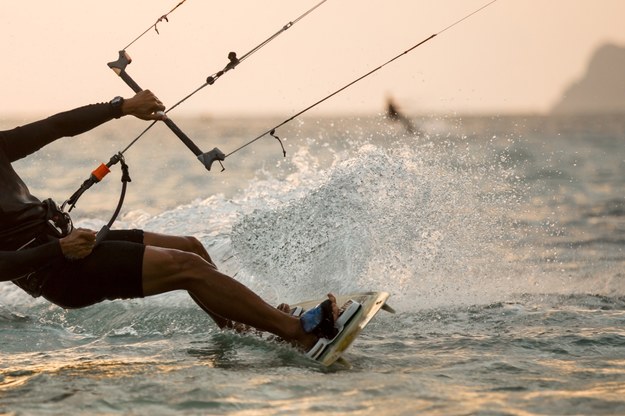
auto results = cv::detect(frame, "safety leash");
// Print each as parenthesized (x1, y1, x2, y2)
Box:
(62, 152, 131, 244)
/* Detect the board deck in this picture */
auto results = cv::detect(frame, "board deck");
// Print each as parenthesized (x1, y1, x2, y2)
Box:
(291, 291, 393, 366)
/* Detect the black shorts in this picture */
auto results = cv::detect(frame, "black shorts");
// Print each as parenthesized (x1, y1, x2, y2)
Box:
(39, 229, 146, 309)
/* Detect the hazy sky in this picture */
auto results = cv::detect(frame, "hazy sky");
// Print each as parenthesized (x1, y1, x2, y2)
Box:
(1, 1, 624, 117)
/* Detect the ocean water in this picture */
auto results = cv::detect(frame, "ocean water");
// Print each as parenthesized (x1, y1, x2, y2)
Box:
(1, 113, 624, 415)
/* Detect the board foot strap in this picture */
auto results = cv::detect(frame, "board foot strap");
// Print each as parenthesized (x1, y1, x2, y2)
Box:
(306, 300, 362, 360)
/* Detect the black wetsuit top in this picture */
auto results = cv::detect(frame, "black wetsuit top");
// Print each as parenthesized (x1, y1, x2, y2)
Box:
(0, 102, 121, 282)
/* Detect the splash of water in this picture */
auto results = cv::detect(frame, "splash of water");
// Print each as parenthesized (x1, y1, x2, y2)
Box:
(230, 134, 532, 310)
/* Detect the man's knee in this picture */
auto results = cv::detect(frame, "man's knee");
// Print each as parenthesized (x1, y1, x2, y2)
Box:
(169, 249, 223, 290)
(143, 247, 213, 294)
(171, 249, 213, 281)
(182, 236, 202, 254)
(183, 236, 213, 264)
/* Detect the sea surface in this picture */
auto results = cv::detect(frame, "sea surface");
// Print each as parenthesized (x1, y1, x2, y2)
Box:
(1, 112, 624, 415)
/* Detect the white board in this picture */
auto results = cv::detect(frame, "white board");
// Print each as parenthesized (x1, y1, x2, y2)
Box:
(291, 291, 394, 366)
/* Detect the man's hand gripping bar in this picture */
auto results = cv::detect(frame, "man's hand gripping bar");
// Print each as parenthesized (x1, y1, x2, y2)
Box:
(108, 50, 225, 171)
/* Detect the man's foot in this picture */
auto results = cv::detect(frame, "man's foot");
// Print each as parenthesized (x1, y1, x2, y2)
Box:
(297, 293, 339, 352)
(305, 298, 361, 360)
(221, 294, 339, 354)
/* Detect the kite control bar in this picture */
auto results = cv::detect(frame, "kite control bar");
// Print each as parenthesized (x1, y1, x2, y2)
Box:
(107, 50, 225, 171)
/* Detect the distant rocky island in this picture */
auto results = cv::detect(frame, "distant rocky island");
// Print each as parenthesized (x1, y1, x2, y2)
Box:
(551, 43, 625, 114)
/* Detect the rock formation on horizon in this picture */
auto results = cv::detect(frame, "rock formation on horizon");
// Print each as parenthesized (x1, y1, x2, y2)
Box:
(551, 43, 625, 114)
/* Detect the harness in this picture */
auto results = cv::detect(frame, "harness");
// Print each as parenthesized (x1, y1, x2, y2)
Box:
(12, 198, 73, 297)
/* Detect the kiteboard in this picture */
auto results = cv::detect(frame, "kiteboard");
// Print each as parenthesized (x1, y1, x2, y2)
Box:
(290, 291, 395, 366)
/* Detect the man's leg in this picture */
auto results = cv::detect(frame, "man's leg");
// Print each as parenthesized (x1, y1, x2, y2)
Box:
(142, 232, 235, 328)
(143, 232, 213, 263)
(140, 243, 337, 349)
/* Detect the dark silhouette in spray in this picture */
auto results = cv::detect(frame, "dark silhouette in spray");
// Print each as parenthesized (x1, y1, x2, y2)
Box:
(385, 97, 417, 135)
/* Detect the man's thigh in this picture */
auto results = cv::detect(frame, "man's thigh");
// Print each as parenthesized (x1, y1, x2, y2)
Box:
(144, 231, 192, 250)
(143, 232, 213, 264)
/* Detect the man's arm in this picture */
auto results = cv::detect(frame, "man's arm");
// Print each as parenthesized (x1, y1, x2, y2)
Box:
(1, 91, 165, 162)
(0, 242, 63, 281)
(0, 228, 99, 282)
(1, 103, 118, 162)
